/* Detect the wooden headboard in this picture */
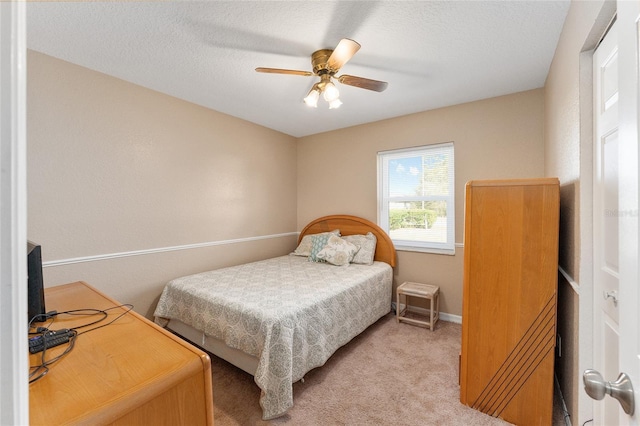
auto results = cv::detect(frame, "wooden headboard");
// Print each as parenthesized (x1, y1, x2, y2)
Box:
(299, 215, 397, 267)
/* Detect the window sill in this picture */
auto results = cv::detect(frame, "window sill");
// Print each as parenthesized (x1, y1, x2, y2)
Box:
(395, 245, 457, 256)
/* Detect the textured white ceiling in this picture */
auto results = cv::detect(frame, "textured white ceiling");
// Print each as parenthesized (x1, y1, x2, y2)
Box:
(26, 1, 570, 138)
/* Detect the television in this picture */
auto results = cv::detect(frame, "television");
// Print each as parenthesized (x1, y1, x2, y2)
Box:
(27, 241, 46, 322)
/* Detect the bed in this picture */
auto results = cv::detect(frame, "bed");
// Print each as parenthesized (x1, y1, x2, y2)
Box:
(153, 215, 396, 420)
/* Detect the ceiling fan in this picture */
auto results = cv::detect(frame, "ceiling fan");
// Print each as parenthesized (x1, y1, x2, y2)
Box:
(255, 38, 388, 109)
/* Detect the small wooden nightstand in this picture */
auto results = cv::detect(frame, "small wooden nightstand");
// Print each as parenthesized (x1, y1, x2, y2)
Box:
(396, 281, 440, 331)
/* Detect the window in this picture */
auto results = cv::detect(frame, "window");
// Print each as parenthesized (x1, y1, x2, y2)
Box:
(377, 142, 455, 254)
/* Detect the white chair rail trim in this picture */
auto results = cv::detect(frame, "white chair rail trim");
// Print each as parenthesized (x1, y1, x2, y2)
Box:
(43, 232, 299, 268)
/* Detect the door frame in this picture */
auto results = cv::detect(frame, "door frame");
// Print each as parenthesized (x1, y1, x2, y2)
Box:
(0, 1, 29, 425)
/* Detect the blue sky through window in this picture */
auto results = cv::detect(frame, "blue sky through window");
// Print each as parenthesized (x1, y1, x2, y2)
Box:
(389, 156, 422, 197)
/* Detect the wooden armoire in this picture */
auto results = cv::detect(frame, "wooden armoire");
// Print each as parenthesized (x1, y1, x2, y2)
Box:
(460, 178, 560, 425)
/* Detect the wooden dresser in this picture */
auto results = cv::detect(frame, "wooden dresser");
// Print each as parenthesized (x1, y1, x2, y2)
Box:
(459, 178, 560, 425)
(29, 281, 214, 425)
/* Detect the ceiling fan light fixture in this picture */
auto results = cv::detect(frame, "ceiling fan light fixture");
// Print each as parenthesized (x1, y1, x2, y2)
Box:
(328, 98, 342, 109)
(303, 86, 320, 107)
(322, 81, 340, 102)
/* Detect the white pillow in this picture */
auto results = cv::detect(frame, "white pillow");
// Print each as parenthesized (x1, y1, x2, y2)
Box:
(343, 232, 377, 265)
(292, 230, 340, 256)
(315, 235, 359, 266)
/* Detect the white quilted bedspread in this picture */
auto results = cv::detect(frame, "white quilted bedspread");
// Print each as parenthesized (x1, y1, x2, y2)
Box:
(154, 255, 392, 420)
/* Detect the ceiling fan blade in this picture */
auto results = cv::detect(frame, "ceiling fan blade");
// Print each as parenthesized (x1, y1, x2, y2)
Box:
(327, 39, 361, 72)
(337, 75, 388, 92)
(255, 67, 313, 77)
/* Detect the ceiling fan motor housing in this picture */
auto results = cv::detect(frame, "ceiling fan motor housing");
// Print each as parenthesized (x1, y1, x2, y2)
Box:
(311, 49, 336, 75)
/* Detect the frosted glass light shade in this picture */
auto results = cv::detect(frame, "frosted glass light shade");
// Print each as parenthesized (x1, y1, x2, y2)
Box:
(303, 88, 320, 107)
(323, 82, 340, 102)
(328, 98, 342, 109)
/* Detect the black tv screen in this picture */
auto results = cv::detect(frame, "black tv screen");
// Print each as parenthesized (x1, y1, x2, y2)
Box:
(27, 241, 46, 322)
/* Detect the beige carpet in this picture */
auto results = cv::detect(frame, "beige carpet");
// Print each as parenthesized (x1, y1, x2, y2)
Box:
(208, 313, 566, 425)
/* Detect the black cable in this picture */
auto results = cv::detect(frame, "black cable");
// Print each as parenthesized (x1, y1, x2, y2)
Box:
(29, 305, 131, 334)
(41, 330, 77, 366)
(28, 303, 133, 384)
(56, 308, 109, 330)
(28, 329, 48, 383)
(73, 304, 133, 335)
(28, 311, 57, 334)
(29, 330, 78, 384)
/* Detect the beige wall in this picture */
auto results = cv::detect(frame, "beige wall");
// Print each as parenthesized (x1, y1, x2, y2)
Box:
(28, 50, 545, 322)
(27, 50, 298, 317)
(544, 0, 614, 423)
(297, 89, 545, 317)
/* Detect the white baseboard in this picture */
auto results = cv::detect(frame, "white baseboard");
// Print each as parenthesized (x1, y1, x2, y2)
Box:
(392, 302, 462, 324)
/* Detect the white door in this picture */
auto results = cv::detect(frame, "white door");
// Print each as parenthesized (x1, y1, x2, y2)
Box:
(590, 2, 640, 424)
(593, 18, 623, 425)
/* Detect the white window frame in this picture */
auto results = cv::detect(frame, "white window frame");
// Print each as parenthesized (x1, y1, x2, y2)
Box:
(377, 142, 455, 255)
